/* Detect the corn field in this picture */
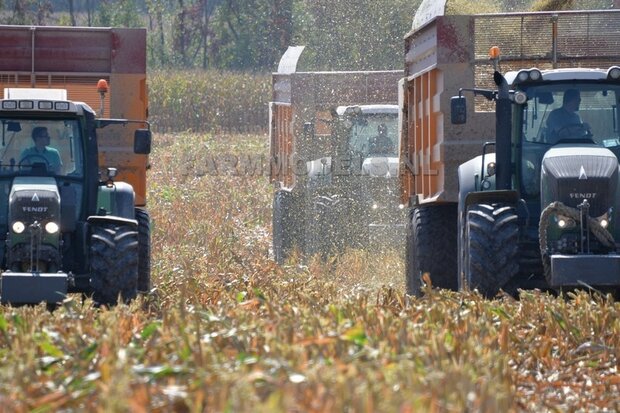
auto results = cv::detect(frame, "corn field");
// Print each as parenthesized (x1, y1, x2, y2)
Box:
(0, 132, 619, 411)
(148, 71, 271, 134)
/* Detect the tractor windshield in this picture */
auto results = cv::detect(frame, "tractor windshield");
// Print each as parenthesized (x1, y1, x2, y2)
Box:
(518, 82, 620, 197)
(0, 118, 83, 177)
(348, 113, 398, 157)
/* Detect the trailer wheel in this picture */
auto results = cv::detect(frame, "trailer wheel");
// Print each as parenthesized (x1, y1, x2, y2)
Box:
(305, 196, 332, 259)
(463, 203, 519, 298)
(406, 204, 458, 296)
(90, 223, 139, 306)
(273, 190, 290, 264)
(135, 208, 151, 293)
(273, 190, 304, 264)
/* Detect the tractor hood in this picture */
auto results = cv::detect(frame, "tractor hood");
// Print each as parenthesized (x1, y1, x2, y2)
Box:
(541, 145, 618, 217)
(9, 177, 60, 224)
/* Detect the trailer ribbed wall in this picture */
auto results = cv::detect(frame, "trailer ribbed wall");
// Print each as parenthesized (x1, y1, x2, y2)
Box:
(0, 25, 148, 206)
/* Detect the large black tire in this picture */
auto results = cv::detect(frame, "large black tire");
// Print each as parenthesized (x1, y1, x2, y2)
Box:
(274, 190, 306, 264)
(463, 203, 519, 298)
(90, 223, 139, 305)
(406, 204, 458, 296)
(304, 196, 332, 259)
(135, 208, 151, 293)
(272, 191, 285, 264)
(273, 190, 293, 264)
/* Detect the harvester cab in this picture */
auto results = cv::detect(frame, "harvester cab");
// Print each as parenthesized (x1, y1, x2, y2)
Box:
(331, 104, 404, 246)
(269, 46, 403, 263)
(301, 104, 404, 254)
(454, 47, 620, 296)
(0, 87, 151, 305)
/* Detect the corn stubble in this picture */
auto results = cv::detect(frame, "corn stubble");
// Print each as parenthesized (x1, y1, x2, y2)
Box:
(0, 133, 618, 412)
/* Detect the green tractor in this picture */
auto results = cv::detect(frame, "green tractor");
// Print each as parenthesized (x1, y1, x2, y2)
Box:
(0, 90, 151, 305)
(454, 59, 620, 296)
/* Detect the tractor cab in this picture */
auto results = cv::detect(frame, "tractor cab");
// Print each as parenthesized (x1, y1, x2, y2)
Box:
(336, 104, 399, 178)
(453, 61, 620, 295)
(510, 70, 620, 201)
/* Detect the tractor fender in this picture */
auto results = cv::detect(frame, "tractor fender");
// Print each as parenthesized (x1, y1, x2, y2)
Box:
(458, 154, 519, 206)
(95, 181, 136, 220)
(87, 215, 138, 228)
(458, 154, 495, 208)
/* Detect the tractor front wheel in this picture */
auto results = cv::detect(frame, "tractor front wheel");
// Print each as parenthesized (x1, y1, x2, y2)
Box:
(90, 223, 139, 306)
(463, 203, 519, 298)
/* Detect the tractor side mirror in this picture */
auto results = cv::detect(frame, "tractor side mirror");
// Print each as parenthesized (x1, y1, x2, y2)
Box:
(134, 129, 151, 154)
(7, 121, 21, 132)
(451, 96, 467, 124)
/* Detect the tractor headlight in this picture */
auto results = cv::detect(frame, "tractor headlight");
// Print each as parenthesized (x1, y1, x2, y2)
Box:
(597, 213, 611, 229)
(12, 221, 25, 234)
(529, 69, 542, 81)
(514, 69, 543, 84)
(517, 71, 530, 82)
(557, 215, 576, 229)
(607, 66, 620, 80)
(45, 222, 59, 234)
(513, 91, 528, 105)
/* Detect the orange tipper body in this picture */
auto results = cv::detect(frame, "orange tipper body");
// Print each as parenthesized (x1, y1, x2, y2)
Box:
(0, 25, 148, 206)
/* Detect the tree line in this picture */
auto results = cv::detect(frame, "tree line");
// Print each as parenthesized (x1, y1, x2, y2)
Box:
(0, 0, 419, 71)
(0, 0, 617, 72)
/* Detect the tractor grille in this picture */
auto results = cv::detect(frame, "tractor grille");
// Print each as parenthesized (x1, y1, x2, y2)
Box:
(10, 189, 60, 224)
(542, 152, 618, 217)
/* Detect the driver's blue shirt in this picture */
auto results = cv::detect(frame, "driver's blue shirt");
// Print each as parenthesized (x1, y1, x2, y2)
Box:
(546, 107, 582, 141)
(19, 146, 62, 173)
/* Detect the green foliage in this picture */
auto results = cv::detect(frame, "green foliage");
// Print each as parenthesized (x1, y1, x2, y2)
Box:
(293, 0, 420, 71)
(3, 0, 52, 25)
(446, 0, 500, 14)
(208, 0, 293, 70)
(93, 0, 143, 27)
(1, 0, 620, 71)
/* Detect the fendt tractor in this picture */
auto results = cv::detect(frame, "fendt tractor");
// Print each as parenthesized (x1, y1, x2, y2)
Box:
(0, 26, 151, 305)
(270, 46, 404, 263)
(401, 2, 620, 296)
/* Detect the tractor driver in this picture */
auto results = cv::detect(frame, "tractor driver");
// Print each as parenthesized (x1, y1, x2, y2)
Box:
(368, 123, 395, 155)
(19, 126, 62, 174)
(546, 89, 591, 143)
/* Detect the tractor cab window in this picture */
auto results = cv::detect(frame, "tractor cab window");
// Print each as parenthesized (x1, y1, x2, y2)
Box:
(348, 114, 398, 157)
(518, 83, 620, 197)
(0, 118, 83, 177)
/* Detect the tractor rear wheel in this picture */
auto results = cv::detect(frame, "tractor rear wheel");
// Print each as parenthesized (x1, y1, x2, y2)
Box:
(406, 204, 458, 296)
(90, 223, 139, 306)
(463, 203, 519, 298)
(135, 208, 151, 293)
